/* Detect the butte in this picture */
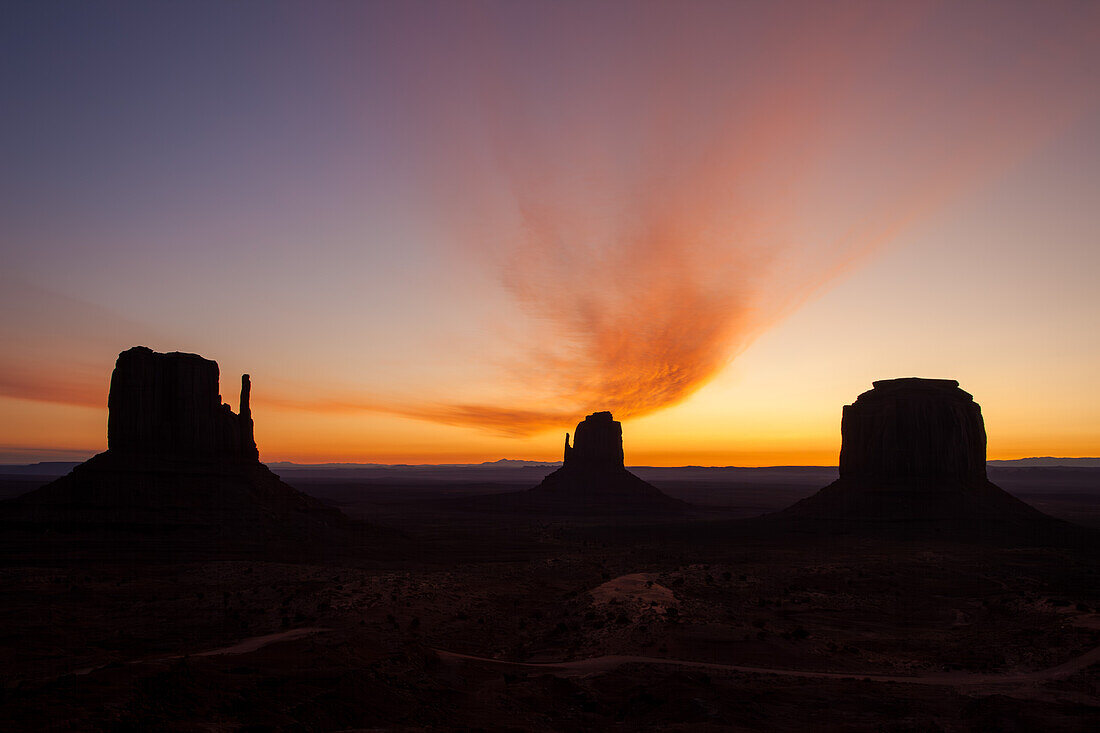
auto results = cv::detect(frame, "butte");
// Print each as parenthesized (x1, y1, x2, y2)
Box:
(772, 378, 1084, 543)
(523, 411, 687, 515)
(0, 346, 369, 559)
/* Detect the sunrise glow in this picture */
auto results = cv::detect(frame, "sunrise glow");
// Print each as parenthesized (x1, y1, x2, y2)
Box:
(3, 1, 1098, 465)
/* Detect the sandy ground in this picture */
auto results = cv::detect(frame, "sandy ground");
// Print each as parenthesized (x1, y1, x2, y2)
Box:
(589, 572, 676, 610)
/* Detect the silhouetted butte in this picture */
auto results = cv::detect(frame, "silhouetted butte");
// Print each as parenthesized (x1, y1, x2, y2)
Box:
(774, 378, 1080, 542)
(1, 347, 353, 555)
(107, 346, 258, 464)
(526, 412, 686, 514)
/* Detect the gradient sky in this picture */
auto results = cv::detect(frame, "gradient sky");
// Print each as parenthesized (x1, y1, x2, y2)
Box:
(2, 1, 1098, 465)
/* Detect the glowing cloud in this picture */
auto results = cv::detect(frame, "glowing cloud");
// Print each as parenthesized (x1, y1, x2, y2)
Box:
(381, 2, 1099, 435)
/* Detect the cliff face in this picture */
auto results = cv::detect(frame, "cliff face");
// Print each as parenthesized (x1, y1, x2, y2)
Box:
(838, 378, 986, 485)
(107, 346, 257, 463)
(564, 411, 625, 471)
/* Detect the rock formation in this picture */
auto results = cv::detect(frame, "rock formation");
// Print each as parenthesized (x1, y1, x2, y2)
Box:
(1, 347, 352, 555)
(839, 378, 986, 484)
(107, 346, 258, 463)
(774, 378, 1070, 541)
(526, 411, 686, 514)
(563, 411, 626, 471)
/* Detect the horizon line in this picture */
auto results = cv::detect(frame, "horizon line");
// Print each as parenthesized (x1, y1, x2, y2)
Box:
(3, 456, 1100, 471)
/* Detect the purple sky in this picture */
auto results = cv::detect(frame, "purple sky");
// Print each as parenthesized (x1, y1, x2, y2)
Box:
(2, 1, 1098, 464)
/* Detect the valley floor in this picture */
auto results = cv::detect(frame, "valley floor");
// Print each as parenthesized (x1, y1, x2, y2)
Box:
(2, 471, 1099, 730)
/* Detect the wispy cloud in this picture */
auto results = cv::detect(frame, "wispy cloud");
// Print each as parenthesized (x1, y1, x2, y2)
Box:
(381, 2, 1099, 435)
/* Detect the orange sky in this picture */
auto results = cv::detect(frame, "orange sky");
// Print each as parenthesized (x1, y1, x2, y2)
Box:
(2, 2, 1099, 465)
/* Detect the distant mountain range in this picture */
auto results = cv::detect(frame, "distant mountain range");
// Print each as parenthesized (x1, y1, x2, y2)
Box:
(986, 457, 1100, 467)
(267, 458, 562, 470)
(0, 461, 83, 475)
(2, 457, 1098, 479)
(241, 457, 1100, 470)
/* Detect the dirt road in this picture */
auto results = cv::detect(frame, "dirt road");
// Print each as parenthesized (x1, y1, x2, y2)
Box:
(434, 643, 1100, 687)
(71, 627, 329, 676)
(71, 626, 1100, 689)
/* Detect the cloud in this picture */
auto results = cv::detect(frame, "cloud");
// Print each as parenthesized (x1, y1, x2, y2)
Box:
(256, 2, 1099, 438)
(382, 1, 1099, 436)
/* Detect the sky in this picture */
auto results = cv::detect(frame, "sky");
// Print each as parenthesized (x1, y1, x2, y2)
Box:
(2, 1, 1098, 466)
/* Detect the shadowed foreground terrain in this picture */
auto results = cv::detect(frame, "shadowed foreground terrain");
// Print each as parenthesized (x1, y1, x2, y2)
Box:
(2, 466, 1099, 730)
(2, 370, 1098, 730)
(2, 519, 1099, 730)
